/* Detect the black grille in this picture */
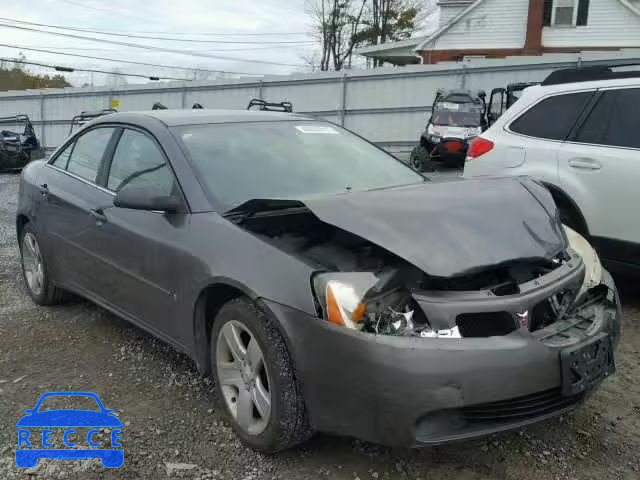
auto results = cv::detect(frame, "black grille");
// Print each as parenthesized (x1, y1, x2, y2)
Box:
(456, 312, 516, 338)
(462, 388, 583, 424)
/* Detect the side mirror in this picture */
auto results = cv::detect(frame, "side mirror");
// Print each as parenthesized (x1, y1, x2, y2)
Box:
(477, 90, 486, 99)
(114, 184, 182, 213)
(24, 409, 34, 414)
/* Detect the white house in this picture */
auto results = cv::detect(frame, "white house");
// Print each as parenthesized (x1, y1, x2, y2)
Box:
(356, 0, 640, 64)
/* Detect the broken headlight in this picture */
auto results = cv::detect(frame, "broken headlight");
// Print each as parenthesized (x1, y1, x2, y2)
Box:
(562, 225, 602, 293)
(313, 272, 378, 330)
(313, 271, 430, 336)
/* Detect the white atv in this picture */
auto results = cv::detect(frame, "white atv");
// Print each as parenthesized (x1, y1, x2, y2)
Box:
(410, 89, 486, 171)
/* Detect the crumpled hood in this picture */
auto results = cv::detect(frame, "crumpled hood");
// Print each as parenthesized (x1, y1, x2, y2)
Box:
(302, 177, 566, 278)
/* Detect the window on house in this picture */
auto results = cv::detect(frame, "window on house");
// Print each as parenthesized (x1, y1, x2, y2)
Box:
(543, 0, 589, 27)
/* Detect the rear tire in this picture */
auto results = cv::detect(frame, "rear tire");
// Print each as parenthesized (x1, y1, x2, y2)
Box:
(19, 223, 70, 305)
(210, 298, 311, 453)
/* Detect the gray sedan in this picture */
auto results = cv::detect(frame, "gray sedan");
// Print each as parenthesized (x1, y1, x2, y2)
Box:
(16, 110, 620, 452)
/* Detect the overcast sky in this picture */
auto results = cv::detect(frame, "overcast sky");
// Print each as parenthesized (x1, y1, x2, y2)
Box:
(0, 0, 315, 86)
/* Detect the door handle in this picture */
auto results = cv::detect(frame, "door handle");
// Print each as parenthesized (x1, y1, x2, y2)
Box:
(89, 208, 107, 224)
(568, 159, 602, 170)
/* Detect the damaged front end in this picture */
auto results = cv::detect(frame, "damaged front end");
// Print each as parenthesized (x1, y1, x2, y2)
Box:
(232, 198, 618, 348)
(229, 192, 620, 446)
(312, 239, 618, 348)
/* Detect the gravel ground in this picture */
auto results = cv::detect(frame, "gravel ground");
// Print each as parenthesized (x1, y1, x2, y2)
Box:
(1, 172, 639, 480)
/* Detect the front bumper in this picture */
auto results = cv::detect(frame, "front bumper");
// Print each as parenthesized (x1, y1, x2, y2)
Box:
(266, 271, 620, 447)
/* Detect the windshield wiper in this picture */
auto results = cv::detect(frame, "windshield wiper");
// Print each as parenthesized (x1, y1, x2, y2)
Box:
(223, 199, 309, 224)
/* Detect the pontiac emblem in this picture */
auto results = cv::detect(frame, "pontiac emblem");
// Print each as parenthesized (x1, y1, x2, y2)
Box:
(516, 310, 529, 330)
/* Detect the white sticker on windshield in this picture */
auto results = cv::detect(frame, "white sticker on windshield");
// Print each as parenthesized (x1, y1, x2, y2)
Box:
(440, 102, 459, 110)
(295, 125, 339, 135)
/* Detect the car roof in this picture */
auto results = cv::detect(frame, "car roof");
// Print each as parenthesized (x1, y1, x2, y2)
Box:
(94, 109, 315, 127)
(528, 76, 640, 96)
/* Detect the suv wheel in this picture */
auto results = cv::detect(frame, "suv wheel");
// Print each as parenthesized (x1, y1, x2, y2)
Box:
(210, 298, 311, 452)
(19, 223, 69, 305)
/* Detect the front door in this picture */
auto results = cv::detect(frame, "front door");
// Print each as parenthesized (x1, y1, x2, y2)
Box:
(88, 128, 188, 340)
(559, 86, 640, 267)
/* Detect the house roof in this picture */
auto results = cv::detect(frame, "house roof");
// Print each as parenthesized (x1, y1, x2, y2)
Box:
(356, 0, 640, 64)
(354, 0, 488, 62)
(353, 36, 425, 64)
(618, 0, 640, 16)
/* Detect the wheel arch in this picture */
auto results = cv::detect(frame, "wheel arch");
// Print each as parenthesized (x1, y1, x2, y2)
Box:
(541, 182, 590, 237)
(192, 278, 294, 378)
(16, 213, 30, 246)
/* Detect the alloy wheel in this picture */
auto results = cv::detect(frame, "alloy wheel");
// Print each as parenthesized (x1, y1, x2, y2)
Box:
(22, 232, 44, 296)
(216, 320, 271, 435)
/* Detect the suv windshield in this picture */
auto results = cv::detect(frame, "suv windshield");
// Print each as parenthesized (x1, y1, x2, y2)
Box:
(174, 121, 425, 211)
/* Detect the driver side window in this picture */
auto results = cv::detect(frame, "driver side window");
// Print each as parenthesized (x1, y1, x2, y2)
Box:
(107, 129, 175, 194)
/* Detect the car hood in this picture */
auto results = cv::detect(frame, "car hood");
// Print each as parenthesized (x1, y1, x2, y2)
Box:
(16, 410, 123, 428)
(301, 177, 566, 278)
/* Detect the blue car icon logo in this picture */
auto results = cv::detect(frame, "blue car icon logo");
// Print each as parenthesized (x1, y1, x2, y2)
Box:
(16, 391, 123, 468)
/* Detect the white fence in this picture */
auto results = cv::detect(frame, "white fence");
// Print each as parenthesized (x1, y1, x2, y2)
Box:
(1, 50, 639, 153)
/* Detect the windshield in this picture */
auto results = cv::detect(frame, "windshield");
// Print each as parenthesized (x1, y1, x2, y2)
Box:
(175, 121, 425, 211)
(432, 103, 483, 127)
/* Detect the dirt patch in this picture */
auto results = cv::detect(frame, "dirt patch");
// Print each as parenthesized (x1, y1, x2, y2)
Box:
(0, 173, 639, 480)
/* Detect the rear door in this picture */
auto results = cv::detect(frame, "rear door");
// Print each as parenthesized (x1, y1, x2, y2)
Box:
(503, 91, 595, 176)
(558, 86, 640, 266)
(88, 127, 189, 340)
(37, 127, 118, 294)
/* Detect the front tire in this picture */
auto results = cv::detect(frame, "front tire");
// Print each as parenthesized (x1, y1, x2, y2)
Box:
(409, 145, 428, 171)
(19, 223, 69, 305)
(210, 298, 311, 453)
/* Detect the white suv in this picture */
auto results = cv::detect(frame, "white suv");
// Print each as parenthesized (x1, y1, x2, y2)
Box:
(464, 66, 640, 273)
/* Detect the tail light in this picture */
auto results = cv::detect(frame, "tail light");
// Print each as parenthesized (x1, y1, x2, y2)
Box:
(467, 137, 494, 159)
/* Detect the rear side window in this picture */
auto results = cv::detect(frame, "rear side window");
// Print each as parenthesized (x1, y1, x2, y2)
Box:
(66, 128, 115, 183)
(106, 129, 175, 194)
(509, 92, 593, 141)
(574, 88, 640, 149)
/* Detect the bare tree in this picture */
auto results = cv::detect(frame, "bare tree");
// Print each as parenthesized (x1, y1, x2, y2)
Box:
(300, 49, 323, 72)
(190, 68, 225, 81)
(305, 0, 367, 71)
(354, 0, 434, 67)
